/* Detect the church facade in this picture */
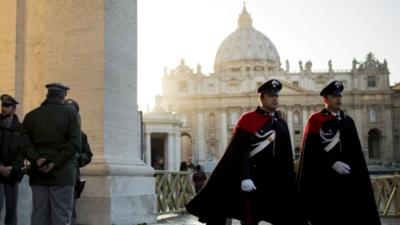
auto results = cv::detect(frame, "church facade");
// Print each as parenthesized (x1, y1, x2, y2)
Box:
(149, 6, 400, 171)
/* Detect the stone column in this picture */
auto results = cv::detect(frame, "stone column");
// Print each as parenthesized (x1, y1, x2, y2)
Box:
(166, 133, 175, 170)
(174, 132, 182, 171)
(221, 110, 228, 154)
(145, 133, 151, 166)
(354, 105, 369, 159)
(0, 0, 17, 97)
(287, 108, 295, 154)
(302, 107, 308, 130)
(197, 112, 205, 162)
(20, 0, 47, 115)
(383, 106, 394, 161)
(0, 2, 32, 224)
(82, 1, 156, 224)
(361, 106, 368, 146)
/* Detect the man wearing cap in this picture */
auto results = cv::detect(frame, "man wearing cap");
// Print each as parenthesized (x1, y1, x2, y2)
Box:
(23, 83, 81, 225)
(186, 79, 304, 225)
(297, 80, 381, 225)
(0, 94, 27, 225)
(65, 99, 93, 225)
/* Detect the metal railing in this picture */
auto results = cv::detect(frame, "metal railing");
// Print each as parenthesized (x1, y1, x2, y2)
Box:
(372, 175, 400, 217)
(155, 171, 400, 217)
(155, 170, 196, 214)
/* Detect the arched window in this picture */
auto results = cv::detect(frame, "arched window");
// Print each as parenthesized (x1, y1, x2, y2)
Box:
(181, 134, 193, 163)
(179, 81, 188, 92)
(368, 129, 382, 159)
(209, 113, 216, 128)
(230, 111, 238, 126)
(367, 76, 376, 88)
(207, 144, 216, 161)
(181, 114, 188, 127)
(294, 147, 301, 160)
(368, 108, 377, 123)
(279, 111, 287, 121)
(293, 111, 300, 124)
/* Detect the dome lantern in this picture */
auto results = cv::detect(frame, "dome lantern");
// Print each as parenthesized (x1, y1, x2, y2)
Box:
(214, 5, 281, 74)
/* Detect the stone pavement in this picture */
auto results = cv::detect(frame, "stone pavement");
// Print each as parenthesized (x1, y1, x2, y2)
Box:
(152, 214, 399, 225)
(153, 213, 239, 225)
(153, 213, 271, 225)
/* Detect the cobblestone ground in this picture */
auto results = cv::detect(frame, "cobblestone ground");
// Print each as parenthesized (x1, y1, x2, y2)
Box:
(153, 214, 399, 225)
(154, 214, 241, 225)
(154, 214, 272, 225)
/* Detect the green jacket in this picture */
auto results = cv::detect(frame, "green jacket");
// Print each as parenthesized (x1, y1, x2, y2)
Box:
(0, 115, 27, 183)
(23, 98, 81, 186)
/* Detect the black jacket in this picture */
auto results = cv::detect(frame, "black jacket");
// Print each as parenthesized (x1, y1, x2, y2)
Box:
(0, 115, 28, 183)
(23, 98, 81, 186)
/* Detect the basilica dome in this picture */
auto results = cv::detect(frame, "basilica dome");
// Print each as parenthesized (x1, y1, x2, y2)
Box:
(214, 6, 281, 73)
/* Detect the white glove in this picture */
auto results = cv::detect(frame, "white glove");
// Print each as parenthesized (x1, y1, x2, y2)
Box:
(241, 179, 256, 192)
(332, 161, 351, 175)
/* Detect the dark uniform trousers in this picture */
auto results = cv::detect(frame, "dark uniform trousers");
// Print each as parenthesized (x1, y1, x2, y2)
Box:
(0, 182, 18, 225)
(31, 185, 74, 225)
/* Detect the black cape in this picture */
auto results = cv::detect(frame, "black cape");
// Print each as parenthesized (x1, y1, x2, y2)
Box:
(186, 107, 303, 224)
(297, 109, 381, 225)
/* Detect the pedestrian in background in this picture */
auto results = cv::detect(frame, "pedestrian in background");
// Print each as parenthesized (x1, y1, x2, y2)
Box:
(192, 164, 206, 193)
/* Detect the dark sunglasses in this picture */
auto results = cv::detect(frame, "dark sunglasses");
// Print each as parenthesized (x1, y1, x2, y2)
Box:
(1, 103, 14, 108)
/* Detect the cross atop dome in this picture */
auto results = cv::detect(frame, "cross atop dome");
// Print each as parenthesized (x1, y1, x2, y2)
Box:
(238, 2, 253, 29)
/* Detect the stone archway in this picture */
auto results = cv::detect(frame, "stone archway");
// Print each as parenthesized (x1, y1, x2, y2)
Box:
(181, 133, 193, 164)
(368, 128, 382, 159)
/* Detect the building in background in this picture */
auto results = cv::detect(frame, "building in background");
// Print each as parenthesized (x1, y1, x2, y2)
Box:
(145, 6, 400, 172)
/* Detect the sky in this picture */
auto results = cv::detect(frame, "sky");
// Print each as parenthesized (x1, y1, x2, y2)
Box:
(138, 0, 400, 111)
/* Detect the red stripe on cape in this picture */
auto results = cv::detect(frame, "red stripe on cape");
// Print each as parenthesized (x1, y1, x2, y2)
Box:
(236, 111, 271, 134)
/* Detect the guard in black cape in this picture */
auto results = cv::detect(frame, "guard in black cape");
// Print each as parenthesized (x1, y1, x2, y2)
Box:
(297, 80, 381, 225)
(186, 79, 304, 225)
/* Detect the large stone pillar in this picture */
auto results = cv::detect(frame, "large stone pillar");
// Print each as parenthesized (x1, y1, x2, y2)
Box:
(0, 1, 32, 224)
(0, 0, 17, 96)
(2, 0, 156, 224)
(20, 0, 47, 115)
(81, 1, 155, 223)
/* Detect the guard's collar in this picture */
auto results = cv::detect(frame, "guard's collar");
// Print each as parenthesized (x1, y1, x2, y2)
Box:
(322, 108, 345, 119)
(41, 98, 65, 106)
(256, 106, 277, 118)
